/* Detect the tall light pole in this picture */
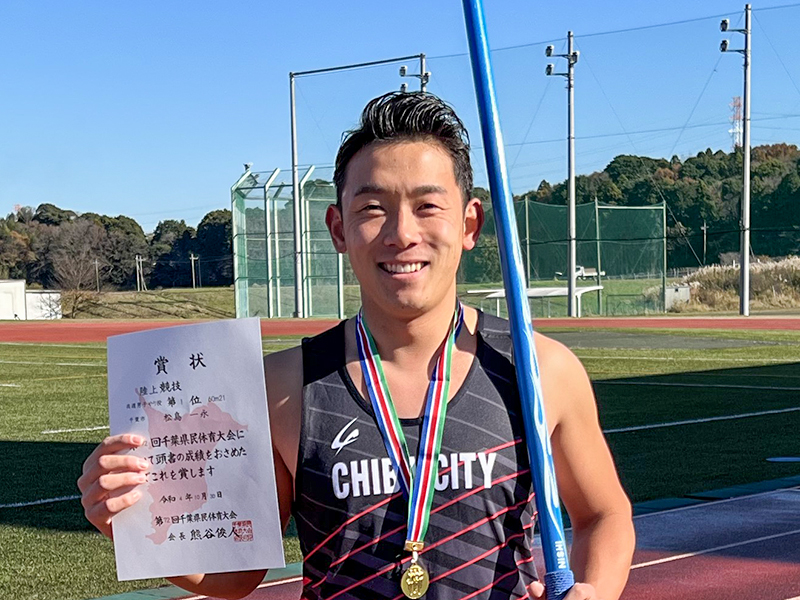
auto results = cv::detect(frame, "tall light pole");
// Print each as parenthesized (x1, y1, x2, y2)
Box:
(289, 54, 426, 318)
(399, 54, 430, 92)
(289, 72, 303, 317)
(721, 5, 751, 316)
(546, 32, 580, 317)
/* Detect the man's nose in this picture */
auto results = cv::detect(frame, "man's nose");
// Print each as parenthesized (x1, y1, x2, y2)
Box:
(383, 206, 422, 248)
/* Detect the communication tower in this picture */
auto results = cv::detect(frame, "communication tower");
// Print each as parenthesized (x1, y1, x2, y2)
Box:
(729, 96, 743, 150)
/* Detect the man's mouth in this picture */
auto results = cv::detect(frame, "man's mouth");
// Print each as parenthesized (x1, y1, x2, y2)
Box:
(379, 262, 428, 274)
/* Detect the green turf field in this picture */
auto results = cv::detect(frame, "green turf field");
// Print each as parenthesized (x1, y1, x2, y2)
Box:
(1, 327, 799, 599)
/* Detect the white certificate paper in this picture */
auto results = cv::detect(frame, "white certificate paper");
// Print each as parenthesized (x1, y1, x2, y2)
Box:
(107, 318, 285, 581)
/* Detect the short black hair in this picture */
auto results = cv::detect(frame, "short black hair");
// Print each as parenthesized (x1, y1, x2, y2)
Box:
(333, 92, 473, 205)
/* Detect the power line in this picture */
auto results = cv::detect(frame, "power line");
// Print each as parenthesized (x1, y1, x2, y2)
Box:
(667, 54, 724, 158)
(576, 48, 703, 265)
(430, 4, 800, 60)
(510, 77, 552, 170)
(753, 13, 800, 103)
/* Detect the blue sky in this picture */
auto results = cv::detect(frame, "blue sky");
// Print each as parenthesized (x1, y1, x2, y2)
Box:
(2, 1, 800, 233)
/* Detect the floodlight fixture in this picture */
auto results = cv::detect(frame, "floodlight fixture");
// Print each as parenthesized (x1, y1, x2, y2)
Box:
(720, 19, 729, 32)
(546, 63, 554, 76)
(545, 45, 554, 57)
(400, 82, 408, 93)
(720, 39, 729, 52)
(399, 65, 407, 76)
(571, 50, 580, 64)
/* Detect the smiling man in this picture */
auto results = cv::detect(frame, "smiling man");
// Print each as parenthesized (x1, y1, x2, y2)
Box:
(80, 92, 634, 600)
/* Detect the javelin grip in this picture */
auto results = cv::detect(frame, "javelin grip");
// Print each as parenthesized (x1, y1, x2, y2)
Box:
(461, 1, 574, 598)
(545, 571, 576, 600)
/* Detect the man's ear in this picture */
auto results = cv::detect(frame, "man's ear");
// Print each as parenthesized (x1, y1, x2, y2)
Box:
(462, 197, 484, 251)
(326, 204, 347, 253)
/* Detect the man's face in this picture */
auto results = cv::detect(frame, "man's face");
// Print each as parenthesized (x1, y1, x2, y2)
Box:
(326, 140, 483, 318)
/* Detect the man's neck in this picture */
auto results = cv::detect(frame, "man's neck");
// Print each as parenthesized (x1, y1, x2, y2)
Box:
(360, 296, 459, 368)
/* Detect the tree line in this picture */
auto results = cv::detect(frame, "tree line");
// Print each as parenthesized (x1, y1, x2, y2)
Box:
(2, 142, 798, 293)
(517, 142, 800, 267)
(0, 204, 232, 291)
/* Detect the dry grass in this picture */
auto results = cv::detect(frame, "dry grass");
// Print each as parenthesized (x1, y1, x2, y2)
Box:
(673, 256, 800, 311)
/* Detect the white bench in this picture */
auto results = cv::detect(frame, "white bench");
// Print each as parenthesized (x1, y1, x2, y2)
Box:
(467, 285, 603, 318)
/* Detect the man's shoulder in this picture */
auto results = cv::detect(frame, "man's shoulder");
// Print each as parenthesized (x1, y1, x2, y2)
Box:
(477, 311, 578, 372)
(263, 319, 348, 399)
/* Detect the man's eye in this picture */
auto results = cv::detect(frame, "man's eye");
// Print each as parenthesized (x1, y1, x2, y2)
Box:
(419, 203, 440, 211)
(361, 204, 383, 212)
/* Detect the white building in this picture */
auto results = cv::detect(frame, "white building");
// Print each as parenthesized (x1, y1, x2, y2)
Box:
(0, 280, 62, 320)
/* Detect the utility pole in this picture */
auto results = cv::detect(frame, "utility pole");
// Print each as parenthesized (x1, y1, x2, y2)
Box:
(135, 255, 148, 292)
(546, 32, 580, 316)
(190, 253, 197, 289)
(94, 258, 100, 293)
(701, 220, 708, 265)
(720, 4, 751, 316)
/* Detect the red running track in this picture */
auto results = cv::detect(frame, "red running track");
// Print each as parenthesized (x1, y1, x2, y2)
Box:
(2, 316, 800, 344)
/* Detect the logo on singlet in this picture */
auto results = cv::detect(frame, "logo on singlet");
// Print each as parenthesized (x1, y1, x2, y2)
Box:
(331, 416, 360, 455)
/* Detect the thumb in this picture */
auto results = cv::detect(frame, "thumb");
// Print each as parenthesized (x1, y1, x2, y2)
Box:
(527, 580, 546, 599)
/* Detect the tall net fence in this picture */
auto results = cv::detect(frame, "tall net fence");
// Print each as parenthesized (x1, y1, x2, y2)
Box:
(232, 167, 346, 319)
(233, 169, 666, 318)
(461, 199, 666, 316)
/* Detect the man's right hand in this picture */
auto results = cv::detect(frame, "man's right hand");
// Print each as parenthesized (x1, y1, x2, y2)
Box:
(77, 434, 149, 539)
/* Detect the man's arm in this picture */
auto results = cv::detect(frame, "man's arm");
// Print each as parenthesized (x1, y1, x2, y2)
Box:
(539, 335, 635, 600)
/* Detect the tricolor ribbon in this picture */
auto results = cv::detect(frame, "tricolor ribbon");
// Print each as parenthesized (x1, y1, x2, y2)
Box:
(356, 301, 464, 545)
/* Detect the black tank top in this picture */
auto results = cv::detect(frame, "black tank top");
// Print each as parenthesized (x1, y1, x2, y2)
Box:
(294, 311, 538, 600)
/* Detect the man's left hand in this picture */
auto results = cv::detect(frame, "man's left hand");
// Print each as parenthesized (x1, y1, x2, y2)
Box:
(528, 580, 601, 599)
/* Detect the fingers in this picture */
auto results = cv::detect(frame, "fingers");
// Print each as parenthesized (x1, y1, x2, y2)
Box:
(531, 581, 598, 600)
(81, 434, 145, 478)
(77, 434, 148, 537)
(84, 486, 143, 538)
(564, 582, 599, 599)
(78, 453, 149, 493)
(82, 471, 148, 507)
(527, 581, 545, 599)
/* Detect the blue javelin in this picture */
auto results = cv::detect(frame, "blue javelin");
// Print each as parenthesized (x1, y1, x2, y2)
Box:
(461, 1, 575, 598)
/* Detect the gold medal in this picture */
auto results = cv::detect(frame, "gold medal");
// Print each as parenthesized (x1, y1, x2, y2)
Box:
(400, 561, 430, 599)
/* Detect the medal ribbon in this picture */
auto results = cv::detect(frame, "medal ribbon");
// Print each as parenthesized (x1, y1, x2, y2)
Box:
(356, 301, 464, 545)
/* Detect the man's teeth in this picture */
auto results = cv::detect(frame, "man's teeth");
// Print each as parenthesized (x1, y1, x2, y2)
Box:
(383, 262, 425, 274)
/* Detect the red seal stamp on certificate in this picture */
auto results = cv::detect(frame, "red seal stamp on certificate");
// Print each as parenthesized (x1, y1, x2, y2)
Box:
(233, 520, 253, 542)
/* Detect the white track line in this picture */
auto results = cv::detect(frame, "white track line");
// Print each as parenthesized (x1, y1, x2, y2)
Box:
(40, 406, 800, 437)
(594, 372, 800, 381)
(0, 383, 20, 387)
(0, 359, 104, 367)
(633, 488, 800, 520)
(598, 380, 800, 392)
(631, 527, 800, 569)
(41, 425, 109, 434)
(604, 407, 800, 433)
(578, 355, 797, 363)
(0, 494, 80, 509)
